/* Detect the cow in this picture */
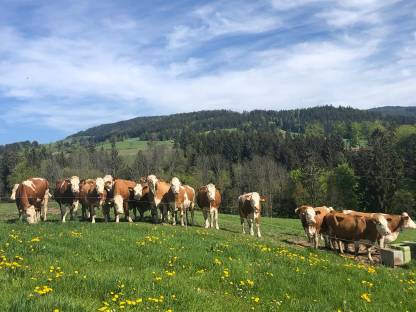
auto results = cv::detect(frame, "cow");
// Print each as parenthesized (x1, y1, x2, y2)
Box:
(130, 178, 152, 221)
(342, 210, 416, 247)
(79, 178, 107, 223)
(196, 183, 221, 230)
(14, 178, 49, 224)
(294, 205, 334, 248)
(10, 183, 20, 201)
(147, 175, 173, 224)
(324, 211, 391, 262)
(110, 179, 141, 223)
(54, 176, 80, 223)
(170, 177, 196, 226)
(238, 192, 265, 238)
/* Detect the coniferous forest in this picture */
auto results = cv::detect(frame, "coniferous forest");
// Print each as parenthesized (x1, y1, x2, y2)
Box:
(1, 106, 415, 218)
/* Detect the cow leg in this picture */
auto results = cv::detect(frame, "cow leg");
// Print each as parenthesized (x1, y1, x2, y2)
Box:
(241, 217, 245, 234)
(214, 208, 219, 230)
(314, 234, 319, 249)
(209, 207, 214, 228)
(90, 206, 96, 224)
(248, 218, 254, 236)
(61, 204, 69, 223)
(378, 236, 385, 249)
(180, 207, 185, 227)
(354, 240, 360, 257)
(42, 198, 48, 221)
(338, 240, 344, 254)
(203, 209, 209, 228)
(114, 195, 124, 223)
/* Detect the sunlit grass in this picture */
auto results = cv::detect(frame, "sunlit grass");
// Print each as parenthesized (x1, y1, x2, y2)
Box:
(0, 202, 415, 311)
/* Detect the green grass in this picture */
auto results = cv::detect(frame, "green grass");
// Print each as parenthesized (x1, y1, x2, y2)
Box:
(96, 138, 174, 160)
(0, 202, 415, 311)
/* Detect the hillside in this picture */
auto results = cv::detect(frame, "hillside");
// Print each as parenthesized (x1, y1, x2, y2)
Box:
(369, 106, 416, 118)
(66, 106, 416, 144)
(0, 202, 415, 311)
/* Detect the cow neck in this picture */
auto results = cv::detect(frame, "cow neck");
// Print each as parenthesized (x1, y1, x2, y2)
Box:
(390, 216, 404, 233)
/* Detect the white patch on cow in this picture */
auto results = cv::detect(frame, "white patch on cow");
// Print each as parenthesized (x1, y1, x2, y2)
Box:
(374, 214, 391, 236)
(305, 207, 316, 225)
(95, 177, 105, 194)
(147, 175, 158, 195)
(31, 177, 44, 180)
(183, 192, 191, 210)
(114, 195, 124, 214)
(250, 192, 260, 211)
(384, 231, 400, 243)
(133, 183, 143, 199)
(342, 210, 354, 214)
(22, 180, 36, 191)
(103, 175, 114, 191)
(155, 196, 161, 207)
(10, 183, 19, 200)
(70, 176, 80, 193)
(72, 200, 79, 212)
(206, 183, 216, 202)
(171, 177, 181, 194)
(25, 205, 37, 224)
(402, 212, 416, 229)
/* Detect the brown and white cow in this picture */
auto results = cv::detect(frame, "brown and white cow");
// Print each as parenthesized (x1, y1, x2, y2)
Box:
(110, 179, 142, 223)
(147, 175, 173, 224)
(324, 211, 391, 261)
(342, 210, 416, 247)
(132, 178, 152, 221)
(54, 176, 80, 222)
(238, 192, 265, 238)
(14, 178, 49, 224)
(196, 183, 221, 230)
(294, 205, 334, 248)
(79, 178, 106, 223)
(170, 177, 196, 226)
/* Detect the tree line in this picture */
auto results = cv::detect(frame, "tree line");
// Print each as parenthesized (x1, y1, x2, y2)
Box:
(1, 107, 415, 218)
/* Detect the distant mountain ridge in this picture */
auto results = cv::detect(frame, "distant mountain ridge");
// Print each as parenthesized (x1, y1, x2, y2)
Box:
(66, 106, 416, 143)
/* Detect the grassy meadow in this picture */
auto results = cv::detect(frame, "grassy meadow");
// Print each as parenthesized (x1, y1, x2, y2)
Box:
(0, 202, 415, 312)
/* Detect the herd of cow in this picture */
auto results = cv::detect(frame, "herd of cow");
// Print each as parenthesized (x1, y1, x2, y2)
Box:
(295, 205, 416, 261)
(9, 176, 263, 236)
(9, 176, 416, 261)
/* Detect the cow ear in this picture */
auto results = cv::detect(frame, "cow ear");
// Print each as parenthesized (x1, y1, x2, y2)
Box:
(403, 216, 409, 221)
(335, 216, 344, 222)
(294, 208, 299, 213)
(387, 217, 393, 222)
(315, 211, 321, 215)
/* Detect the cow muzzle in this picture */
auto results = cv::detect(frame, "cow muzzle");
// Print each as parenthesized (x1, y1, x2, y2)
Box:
(25, 206, 38, 224)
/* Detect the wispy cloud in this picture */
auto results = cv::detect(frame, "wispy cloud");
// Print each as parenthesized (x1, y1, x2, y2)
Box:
(0, 0, 415, 143)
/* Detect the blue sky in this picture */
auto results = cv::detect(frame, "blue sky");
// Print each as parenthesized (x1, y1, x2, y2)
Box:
(0, 0, 415, 144)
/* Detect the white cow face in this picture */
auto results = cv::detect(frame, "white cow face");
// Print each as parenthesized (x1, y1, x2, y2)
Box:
(374, 214, 391, 236)
(206, 183, 216, 202)
(402, 212, 416, 229)
(305, 207, 316, 225)
(171, 177, 181, 195)
(25, 205, 37, 224)
(95, 177, 105, 194)
(134, 183, 143, 199)
(103, 175, 114, 191)
(147, 175, 158, 194)
(250, 192, 261, 210)
(70, 176, 80, 193)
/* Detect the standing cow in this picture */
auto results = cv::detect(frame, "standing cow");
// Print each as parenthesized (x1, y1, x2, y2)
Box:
(295, 205, 333, 248)
(324, 211, 391, 262)
(147, 175, 173, 224)
(79, 178, 107, 223)
(54, 176, 80, 223)
(110, 179, 141, 223)
(196, 183, 221, 230)
(238, 192, 265, 238)
(14, 178, 49, 224)
(170, 177, 196, 226)
(342, 210, 416, 247)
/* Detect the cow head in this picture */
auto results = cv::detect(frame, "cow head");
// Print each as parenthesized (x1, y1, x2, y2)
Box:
(133, 183, 143, 199)
(206, 183, 216, 202)
(25, 205, 37, 224)
(250, 192, 261, 210)
(373, 214, 391, 236)
(10, 183, 19, 200)
(70, 176, 80, 193)
(401, 212, 416, 229)
(103, 175, 114, 191)
(147, 175, 158, 195)
(171, 177, 181, 196)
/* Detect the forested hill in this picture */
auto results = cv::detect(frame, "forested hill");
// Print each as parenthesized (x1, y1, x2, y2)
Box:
(67, 106, 416, 143)
(368, 106, 416, 118)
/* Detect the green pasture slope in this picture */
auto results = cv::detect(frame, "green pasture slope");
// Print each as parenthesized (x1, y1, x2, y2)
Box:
(0, 203, 415, 312)
(96, 138, 173, 158)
